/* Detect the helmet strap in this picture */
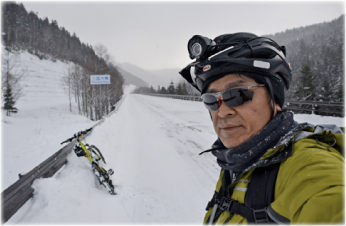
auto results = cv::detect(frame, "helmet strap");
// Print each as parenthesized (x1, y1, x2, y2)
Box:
(263, 76, 276, 119)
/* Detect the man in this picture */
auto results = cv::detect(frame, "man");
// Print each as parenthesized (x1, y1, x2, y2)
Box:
(179, 32, 344, 224)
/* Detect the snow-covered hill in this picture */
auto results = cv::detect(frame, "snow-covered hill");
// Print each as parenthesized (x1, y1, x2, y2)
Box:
(7, 93, 345, 224)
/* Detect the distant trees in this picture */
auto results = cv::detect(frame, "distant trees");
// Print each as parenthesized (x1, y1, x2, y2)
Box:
(61, 45, 124, 120)
(132, 79, 199, 96)
(267, 15, 344, 103)
(286, 37, 344, 103)
(2, 2, 101, 70)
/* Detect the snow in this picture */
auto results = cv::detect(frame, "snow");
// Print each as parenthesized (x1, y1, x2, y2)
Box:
(2, 48, 344, 224)
(1, 49, 95, 190)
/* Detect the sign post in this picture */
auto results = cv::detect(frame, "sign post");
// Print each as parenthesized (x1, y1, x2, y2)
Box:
(90, 75, 110, 119)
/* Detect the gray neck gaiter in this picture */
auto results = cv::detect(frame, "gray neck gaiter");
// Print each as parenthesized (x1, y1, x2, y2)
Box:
(211, 111, 295, 172)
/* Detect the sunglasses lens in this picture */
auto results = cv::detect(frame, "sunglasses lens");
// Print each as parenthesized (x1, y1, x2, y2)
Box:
(222, 89, 253, 108)
(202, 88, 255, 110)
(201, 95, 219, 110)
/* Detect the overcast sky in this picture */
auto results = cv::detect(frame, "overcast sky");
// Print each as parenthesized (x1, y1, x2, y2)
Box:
(21, 1, 344, 71)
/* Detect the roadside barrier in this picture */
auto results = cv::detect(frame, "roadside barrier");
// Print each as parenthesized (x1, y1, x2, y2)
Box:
(1, 95, 126, 223)
(143, 93, 202, 101)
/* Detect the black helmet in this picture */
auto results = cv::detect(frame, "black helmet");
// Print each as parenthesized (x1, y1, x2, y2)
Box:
(179, 32, 292, 108)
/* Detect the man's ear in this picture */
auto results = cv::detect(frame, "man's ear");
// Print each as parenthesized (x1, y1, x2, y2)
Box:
(274, 103, 282, 116)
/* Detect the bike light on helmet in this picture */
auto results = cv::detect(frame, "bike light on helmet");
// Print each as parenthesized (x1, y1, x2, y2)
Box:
(191, 43, 202, 57)
(188, 35, 216, 60)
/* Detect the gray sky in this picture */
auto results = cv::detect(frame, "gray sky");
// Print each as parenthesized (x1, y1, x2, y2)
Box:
(21, 1, 344, 70)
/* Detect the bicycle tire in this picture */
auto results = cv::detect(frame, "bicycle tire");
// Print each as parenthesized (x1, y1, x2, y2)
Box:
(92, 163, 116, 195)
(90, 145, 106, 164)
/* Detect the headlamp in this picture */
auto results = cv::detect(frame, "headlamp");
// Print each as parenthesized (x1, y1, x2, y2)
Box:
(188, 35, 216, 60)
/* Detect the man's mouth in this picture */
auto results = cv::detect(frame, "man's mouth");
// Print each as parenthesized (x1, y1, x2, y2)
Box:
(219, 124, 242, 132)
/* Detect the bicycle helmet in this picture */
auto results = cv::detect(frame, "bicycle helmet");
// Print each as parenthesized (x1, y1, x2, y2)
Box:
(179, 32, 292, 109)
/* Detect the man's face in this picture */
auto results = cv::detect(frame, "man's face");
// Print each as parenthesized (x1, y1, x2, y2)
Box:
(207, 74, 280, 149)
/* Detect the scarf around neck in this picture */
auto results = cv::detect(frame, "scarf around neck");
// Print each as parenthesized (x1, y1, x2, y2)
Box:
(211, 111, 295, 172)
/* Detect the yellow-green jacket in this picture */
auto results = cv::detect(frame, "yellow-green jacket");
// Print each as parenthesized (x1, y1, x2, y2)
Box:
(204, 124, 344, 224)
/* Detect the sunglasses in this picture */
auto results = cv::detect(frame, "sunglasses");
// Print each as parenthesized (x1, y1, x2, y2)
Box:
(200, 84, 265, 110)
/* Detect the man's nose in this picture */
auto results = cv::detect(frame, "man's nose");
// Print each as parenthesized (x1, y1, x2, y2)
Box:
(217, 99, 236, 118)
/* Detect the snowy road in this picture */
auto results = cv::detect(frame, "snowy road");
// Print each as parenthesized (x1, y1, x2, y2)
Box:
(8, 94, 220, 224)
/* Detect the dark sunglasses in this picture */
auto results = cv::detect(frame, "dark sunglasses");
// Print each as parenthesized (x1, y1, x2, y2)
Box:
(200, 84, 265, 110)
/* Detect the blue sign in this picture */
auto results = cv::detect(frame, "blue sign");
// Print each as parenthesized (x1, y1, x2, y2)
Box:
(90, 75, 111, 85)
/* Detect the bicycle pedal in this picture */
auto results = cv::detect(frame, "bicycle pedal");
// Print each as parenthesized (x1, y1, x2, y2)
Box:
(108, 169, 114, 175)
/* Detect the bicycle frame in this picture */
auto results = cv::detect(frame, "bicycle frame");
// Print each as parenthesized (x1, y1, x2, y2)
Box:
(76, 134, 107, 174)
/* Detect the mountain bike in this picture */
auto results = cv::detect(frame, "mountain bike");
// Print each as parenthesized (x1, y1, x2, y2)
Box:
(61, 127, 116, 195)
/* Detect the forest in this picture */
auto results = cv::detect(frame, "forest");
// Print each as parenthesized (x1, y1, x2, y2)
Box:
(267, 15, 344, 102)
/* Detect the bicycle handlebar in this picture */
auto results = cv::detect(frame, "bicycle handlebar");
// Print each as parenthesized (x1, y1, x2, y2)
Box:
(60, 127, 93, 145)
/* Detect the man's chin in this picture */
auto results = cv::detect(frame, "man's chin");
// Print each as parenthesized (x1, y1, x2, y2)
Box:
(220, 137, 247, 149)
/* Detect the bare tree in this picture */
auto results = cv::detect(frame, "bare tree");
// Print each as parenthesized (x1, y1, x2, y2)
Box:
(93, 43, 116, 67)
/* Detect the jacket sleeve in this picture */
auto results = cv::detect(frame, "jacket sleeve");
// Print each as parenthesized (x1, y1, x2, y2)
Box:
(270, 137, 344, 223)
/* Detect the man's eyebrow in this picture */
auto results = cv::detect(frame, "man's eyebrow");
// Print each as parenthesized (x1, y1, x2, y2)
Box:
(206, 80, 247, 93)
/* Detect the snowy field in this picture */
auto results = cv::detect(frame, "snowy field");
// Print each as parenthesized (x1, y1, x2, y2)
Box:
(2, 48, 345, 224)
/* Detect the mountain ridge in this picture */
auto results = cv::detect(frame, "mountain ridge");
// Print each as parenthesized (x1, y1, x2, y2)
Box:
(119, 62, 181, 88)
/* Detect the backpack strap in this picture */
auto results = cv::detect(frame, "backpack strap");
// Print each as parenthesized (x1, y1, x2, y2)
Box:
(205, 169, 233, 224)
(206, 143, 292, 224)
(206, 169, 231, 211)
(205, 164, 279, 224)
(244, 162, 281, 224)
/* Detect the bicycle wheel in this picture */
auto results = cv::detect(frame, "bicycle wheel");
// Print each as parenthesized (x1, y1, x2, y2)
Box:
(90, 145, 106, 164)
(92, 163, 116, 195)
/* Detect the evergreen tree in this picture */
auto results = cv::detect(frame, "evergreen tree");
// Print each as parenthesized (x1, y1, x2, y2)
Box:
(181, 82, 188, 95)
(160, 87, 167, 94)
(3, 83, 18, 116)
(333, 81, 344, 116)
(176, 83, 182, 95)
(334, 78, 344, 102)
(295, 63, 317, 101)
(150, 85, 156, 93)
(167, 81, 175, 94)
(319, 76, 332, 101)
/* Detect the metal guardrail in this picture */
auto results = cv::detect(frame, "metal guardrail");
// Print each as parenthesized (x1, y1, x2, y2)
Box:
(283, 101, 344, 115)
(142, 93, 344, 116)
(1, 96, 126, 223)
(143, 93, 202, 101)
(284, 100, 344, 106)
(1, 140, 78, 223)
